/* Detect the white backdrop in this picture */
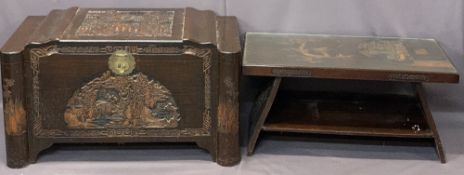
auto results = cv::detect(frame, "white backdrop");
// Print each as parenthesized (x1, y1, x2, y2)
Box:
(1, 0, 464, 174)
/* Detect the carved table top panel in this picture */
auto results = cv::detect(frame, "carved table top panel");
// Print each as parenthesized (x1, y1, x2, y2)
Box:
(243, 32, 459, 83)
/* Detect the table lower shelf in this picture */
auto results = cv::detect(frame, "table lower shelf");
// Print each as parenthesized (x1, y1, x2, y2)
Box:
(247, 78, 444, 162)
(262, 123, 434, 138)
(263, 90, 432, 138)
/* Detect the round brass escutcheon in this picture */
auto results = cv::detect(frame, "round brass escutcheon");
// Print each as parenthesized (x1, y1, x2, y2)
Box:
(108, 50, 136, 76)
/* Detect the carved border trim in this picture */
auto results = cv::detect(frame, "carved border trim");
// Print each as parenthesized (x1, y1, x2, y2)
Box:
(30, 44, 212, 137)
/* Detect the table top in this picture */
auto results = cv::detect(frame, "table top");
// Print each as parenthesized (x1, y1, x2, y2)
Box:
(242, 32, 459, 83)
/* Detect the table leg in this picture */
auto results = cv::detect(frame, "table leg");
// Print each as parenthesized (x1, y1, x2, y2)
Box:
(247, 77, 282, 155)
(415, 83, 446, 163)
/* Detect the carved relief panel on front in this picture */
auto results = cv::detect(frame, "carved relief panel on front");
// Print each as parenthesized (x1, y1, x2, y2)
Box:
(64, 50, 180, 129)
(29, 45, 213, 137)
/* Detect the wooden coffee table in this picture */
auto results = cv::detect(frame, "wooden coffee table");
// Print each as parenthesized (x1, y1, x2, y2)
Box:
(243, 32, 459, 163)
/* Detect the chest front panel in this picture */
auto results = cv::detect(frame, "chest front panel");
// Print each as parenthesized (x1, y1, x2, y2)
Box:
(25, 43, 218, 138)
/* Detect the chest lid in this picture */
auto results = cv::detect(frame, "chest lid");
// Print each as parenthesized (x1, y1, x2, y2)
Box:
(243, 32, 459, 83)
(1, 7, 240, 54)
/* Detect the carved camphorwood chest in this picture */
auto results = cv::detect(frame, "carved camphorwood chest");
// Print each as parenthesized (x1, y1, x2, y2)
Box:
(1, 7, 241, 168)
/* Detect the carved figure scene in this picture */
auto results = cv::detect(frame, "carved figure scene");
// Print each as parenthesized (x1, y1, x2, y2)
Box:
(287, 38, 417, 64)
(75, 10, 175, 38)
(288, 38, 353, 63)
(64, 71, 180, 129)
(358, 40, 414, 63)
